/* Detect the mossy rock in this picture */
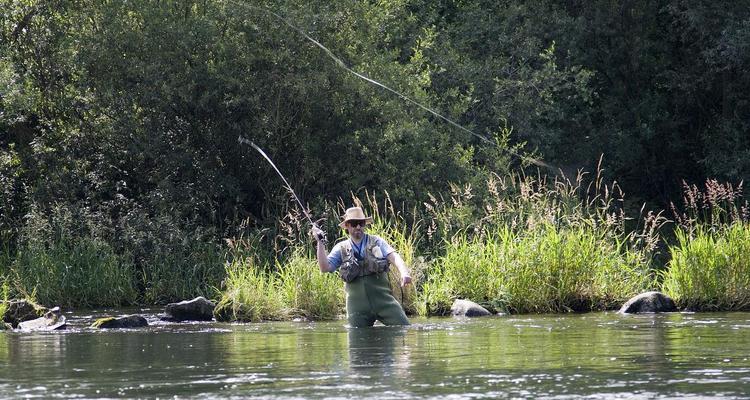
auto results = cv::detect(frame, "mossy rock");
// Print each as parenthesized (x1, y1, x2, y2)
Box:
(2, 299, 48, 328)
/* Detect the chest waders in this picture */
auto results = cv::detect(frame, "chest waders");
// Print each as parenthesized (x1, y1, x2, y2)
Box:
(338, 238, 410, 327)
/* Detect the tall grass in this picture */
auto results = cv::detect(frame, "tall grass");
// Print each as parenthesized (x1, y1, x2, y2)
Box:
(417, 165, 661, 315)
(277, 250, 344, 320)
(141, 239, 225, 304)
(661, 224, 750, 311)
(0, 281, 8, 319)
(661, 180, 750, 310)
(7, 205, 136, 307)
(12, 235, 137, 308)
(214, 255, 287, 322)
(418, 225, 654, 315)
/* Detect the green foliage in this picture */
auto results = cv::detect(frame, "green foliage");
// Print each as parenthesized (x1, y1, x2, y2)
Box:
(661, 224, 750, 311)
(1, 0, 749, 311)
(10, 206, 136, 308)
(418, 225, 654, 316)
(0, 281, 8, 319)
(214, 256, 287, 323)
(140, 238, 225, 304)
(277, 249, 343, 320)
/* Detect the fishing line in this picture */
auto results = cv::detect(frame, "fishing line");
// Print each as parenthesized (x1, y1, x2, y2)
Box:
(238, 136, 327, 243)
(225, 0, 555, 171)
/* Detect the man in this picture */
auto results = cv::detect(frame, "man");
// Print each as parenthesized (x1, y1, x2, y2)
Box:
(311, 206, 412, 327)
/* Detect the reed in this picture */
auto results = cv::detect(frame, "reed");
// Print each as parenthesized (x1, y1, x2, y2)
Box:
(277, 249, 344, 320)
(418, 225, 654, 315)
(0, 281, 8, 319)
(417, 165, 660, 315)
(661, 224, 750, 311)
(12, 235, 136, 308)
(141, 239, 225, 304)
(214, 255, 287, 322)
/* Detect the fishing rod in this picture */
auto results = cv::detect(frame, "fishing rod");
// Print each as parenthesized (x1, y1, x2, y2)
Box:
(225, 0, 556, 173)
(238, 136, 327, 244)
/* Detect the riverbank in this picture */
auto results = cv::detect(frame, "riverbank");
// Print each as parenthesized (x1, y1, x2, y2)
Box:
(2, 175, 748, 322)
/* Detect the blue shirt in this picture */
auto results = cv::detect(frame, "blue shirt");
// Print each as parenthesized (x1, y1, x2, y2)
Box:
(327, 234, 395, 272)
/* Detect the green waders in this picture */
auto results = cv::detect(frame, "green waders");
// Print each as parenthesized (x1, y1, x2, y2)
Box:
(344, 272, 410, 327)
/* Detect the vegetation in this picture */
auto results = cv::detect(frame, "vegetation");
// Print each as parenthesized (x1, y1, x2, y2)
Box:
(1, 1, 749, 316)
(661, 181, 750, 311)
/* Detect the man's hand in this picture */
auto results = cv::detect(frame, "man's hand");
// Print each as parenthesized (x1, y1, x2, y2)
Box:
(310, 226, 325, 243)
(401, 274, 412, 287)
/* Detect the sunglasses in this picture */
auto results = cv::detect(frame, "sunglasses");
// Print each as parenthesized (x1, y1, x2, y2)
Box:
(347, 220, 367, 228)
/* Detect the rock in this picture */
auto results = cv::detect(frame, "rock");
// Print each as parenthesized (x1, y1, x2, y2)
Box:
(451, 299, 492, 317)
(619, 291, 677, 314)
(2, 299, 48, 328)
(18, 307, 66, 332)
(92, 315, 148, 329)
(162, 296, 215, 322)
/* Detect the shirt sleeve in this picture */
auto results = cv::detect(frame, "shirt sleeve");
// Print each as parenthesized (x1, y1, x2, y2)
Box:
(327, 242, 343, 272)
(373, 236, 395, 258)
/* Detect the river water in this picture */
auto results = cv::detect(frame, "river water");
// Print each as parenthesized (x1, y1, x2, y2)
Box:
(1, 310, 749, 399)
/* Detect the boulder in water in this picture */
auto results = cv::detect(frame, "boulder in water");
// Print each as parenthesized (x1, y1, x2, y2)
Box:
(92, 315, 148, 329)
(451, 299, 492, 317)
(2, 299, 47, 328)
(162, 296, 215, 322)
(18, 307, 66, 332)
(619, 291, 677, 314)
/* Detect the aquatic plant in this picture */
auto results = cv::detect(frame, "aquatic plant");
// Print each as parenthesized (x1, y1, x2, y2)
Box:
(140, 238, 225, 304)
(214, 255, 287, 322)
(12, 235, 137, 308)
(661, 223, 750, 311)
(418, 224, 654, 315)
(0, 281, 8, 320)
(277, 250, 344, 320)
(417, 166, 660, 315)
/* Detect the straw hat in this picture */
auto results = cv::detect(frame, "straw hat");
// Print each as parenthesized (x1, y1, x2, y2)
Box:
(339, 207, 374, 228)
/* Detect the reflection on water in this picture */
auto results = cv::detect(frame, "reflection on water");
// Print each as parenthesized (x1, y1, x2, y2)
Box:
(1, 312, 750, 398)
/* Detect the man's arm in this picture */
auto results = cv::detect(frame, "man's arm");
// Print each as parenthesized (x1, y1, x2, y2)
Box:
(316, 239, 334, 272)
(387, 252, 412, 287)
(311, 226, 334, 272)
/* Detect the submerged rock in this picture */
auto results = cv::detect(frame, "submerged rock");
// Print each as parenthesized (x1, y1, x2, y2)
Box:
(18, 307, 66, 332)
(451, 299, 492, 317)
(162, 296, 215, 322)
(92, 315, 148, 329)
(2, 299, 48, 328)
(619, 291, 677, 314)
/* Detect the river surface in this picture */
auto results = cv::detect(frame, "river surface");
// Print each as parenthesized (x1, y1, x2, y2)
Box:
(1, 310, 750, 399)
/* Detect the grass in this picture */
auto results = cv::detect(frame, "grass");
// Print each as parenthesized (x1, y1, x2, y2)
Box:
(214, 255, 287, 322)
(0, 281, 8, 320)
(11, 235, 137, 308)
(141, 239, 225, 304)
(277, 249, 344, 320)
(417, 225, 654, 315)
(661, 223, 750, 311)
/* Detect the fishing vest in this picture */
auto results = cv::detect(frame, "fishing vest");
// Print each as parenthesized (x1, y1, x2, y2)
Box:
(338, 236, 390, 283)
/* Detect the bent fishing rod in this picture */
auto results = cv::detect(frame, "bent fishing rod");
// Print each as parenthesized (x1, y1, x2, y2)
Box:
(237, 136, 327, 244)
